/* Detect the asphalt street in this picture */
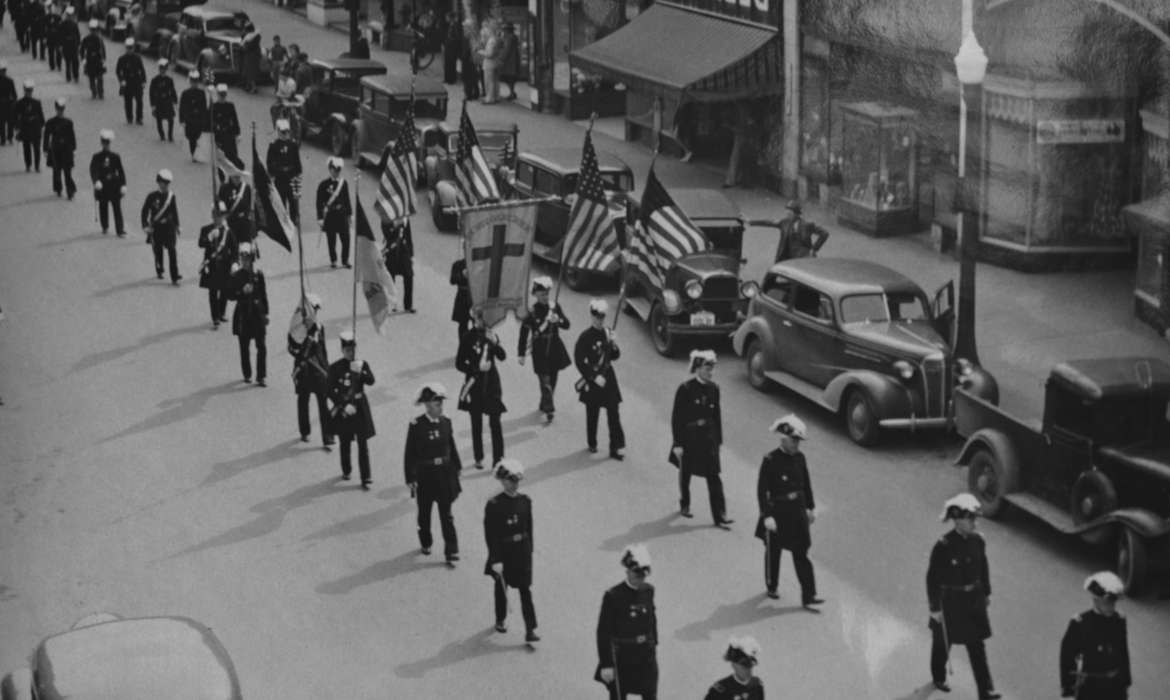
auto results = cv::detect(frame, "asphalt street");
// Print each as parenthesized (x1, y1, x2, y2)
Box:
(1, 7, 1169, 699)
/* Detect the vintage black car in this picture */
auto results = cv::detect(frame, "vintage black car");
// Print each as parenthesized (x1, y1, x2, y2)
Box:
(732, 257, 998, 445)
(353, 74, 448, 170)
(166, 5, 264, 81)
(1, 613, 243, 699)
(295, 58, 388, 156)
(427, 120, 518, 231)
(106, 0, 204, 50)
(623, 188, 759, 356)
(954, 356, 1170, 594)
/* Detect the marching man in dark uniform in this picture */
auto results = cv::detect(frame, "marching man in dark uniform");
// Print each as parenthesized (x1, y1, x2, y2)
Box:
(43, 97, 77, 199)
(25, 0, 44, 60)
(381, 218, 414, 312)
(44, 2, 61, 71)
(456, 310, 507, 470)
(288, 294, 332, 447)
(671, 349, 733, 527)
(141, 168, 181, 284)
(755, 414, 823, 607)
(198, 202, 236, 329)
(1060, 571, 1131, 700)
(449, 257, 472, 341)
(484, 458, 539, 643)
(405, 383, 463, 562)
(517, 276, 571, 424)
(57, 6, 80, 82)
(268, 118, 302, 223)
(927, 493, 1001, 699)
(80, 19, 105, 99)
(210, 84, 241, 166)
(0, 62, 15, 146)
(115, 38, 146, 125)
(574, 299, 625, 459)
(704, 637, 764, 700)
(327, 331, 375, 489)
(148, 58, 177, 142)
(217, 169, 253, 244)
(178, 70, 207, 161)
(90, 129, 127, 236)
(315, 156, 350, 268)
(14, 79, 44, 172)
(595, 544, 658, 700)
(748, 200, 828, 264)
(228, 242, 268, 385)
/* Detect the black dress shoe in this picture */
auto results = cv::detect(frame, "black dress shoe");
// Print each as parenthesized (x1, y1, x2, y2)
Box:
(256, 379, 266, 387)
(715, 517, 735, 528)
(525, 631, 540, 643)
(978, 693, 1001, 700)
(300, 435, 310, 443)
(494, 622, 506, 633)
(361, 481, 370, 491)
(156, 272, 164, 279)
(587, 445, 597, 454)
(766, 589, 779, 599)
(421, 546, 431, 555)
(446, 552, 460, 562)
(609, 450, 624, 461)
(933, 681, 951, 693)
(340, 473, 351, 480)
(242, 377, 251, 384)
(680, 507, 693, 518)
(802, 596, 825, 607)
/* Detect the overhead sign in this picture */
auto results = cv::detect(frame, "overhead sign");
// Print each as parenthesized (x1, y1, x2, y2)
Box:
(662, 0, 779, 28)
(1036, 119, 1125, 145)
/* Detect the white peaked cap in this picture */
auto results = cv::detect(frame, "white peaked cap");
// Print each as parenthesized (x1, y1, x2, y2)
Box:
(725, 636, 762, 665)
(0, 61, 7, 70)
(54, 97, 67, 108)
(531, 275, 553, 291)
(23, 79, 34, 89)
(339, 330, 356, 344)
(88, 19, 99, 28)
(621, 544, 652, 570)
(327, 156, 343, 169)
(188, 69, 200, 79)
(65, 5, 75, 13)
(157, 169, 173, 182)
(237, 241, 255, 257)
(124, 38, 135, 47)
(770, 414, 808, 440)
(275, 118, 290, 131)
(304, 293, 322, 309)
(589, 298, 609, 315)
(216, 83, 228, 93)
(493, 458, 525, 481)
(689, 348, 717, 372)
(1084, 571, 1125, 597)
(158, 58, 169, 66)
(940, 493, 981, 521)
(99, 129, 114, 140)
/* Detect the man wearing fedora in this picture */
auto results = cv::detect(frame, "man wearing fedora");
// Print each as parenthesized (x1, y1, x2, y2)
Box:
(749, 200, 829, 264)
(1060, 571, 1130, 700)
(327, 332, 375, 489)
(141, 168, 181, 284)
(517, 276, 571, 424)
(42, 97, 77, 199)
(595, 544, 658, 700)
(405, 383, 463, 562)
(287, 294, 332, 447)
(671, 349, 733, 527)
(90, 128, 126, 236)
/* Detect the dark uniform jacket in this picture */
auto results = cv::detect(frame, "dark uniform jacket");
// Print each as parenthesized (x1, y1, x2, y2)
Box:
(149, 74, 177, 118)
(80, 33, 106, 77)
(483, 492, 532, 588)
(13, 95, 44, 140)
(449, 258, 471, 324)
(197, 222, 236, 290)
(326, 358, 375, 439)
(178, 86, 209, 131)
(926, 530, 992, 645)
(381, 219, 413, 276)
(574, 326, 621, 406)
(266, 137, 301, 183)
(210, 100, 240, 140)
(404, 413, 462, 500)
(57, 16, 80, 52)
(43, 115, 76, 168)
(25, 2, 43, 39)
(0, 75, 16, 111)
(705, 674, 765, 700)
(228, 265, 267, 338)
(670, 377, 722, 477)
(594, 582, 658, 695)
(115, 52, 146, 92)
(89, 149, 125, 199)
(315, 177, 350, 230)
(44, 13, 60, 47)
(517, 302, 571, 375)
(1060, 609, 1130, 699)
(288, 324, 329, 395)
(140, 189, 180, 245)
(216, 180, 253, 239)
(754, 448, 814, 550)
(455, 328, 507, 415)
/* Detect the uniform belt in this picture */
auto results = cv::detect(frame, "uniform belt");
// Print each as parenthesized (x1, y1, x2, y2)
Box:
(500, 533, 527, 543)
(353, 392, 363, 399)
(613, 635, 652, 645)
(1078, 669, 1121, 679)
(940, 583, 981, 592)
(774, 492, 802, 502)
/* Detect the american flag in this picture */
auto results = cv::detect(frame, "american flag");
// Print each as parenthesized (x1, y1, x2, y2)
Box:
(626, 167, 707, 288)
(453, 102, 500, 203)
(374, 85, 418, 222)
(560, 129, 622, 274)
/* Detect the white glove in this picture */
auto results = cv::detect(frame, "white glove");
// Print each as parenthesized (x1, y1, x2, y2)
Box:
(806, 509, 816, 525)
(929, 611, 942, 623)
(672, 446, 683, 459)
(478, 360, 491, 372)
(317, 219, 324, 228)
(599, 668, 615, 684)
(518, 356, 526, 366)
(119, 186, 126, 195)
(764, 516, 777, 532)
(350, 360, 363, 373)
(344, 405, 357, 417)
(491, 562, 503, 574)
(94, 181, 103, 191)
(593, 375, 606, 388)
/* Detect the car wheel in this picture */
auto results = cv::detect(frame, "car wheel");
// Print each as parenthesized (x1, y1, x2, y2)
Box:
(1115, 527, 1148, 596)
(844, 389, 880, 446)
(745, 339, 769, 391)
(966, 447, 1017, 518)
(649, 301, 677, 357)
(1070, 470, 1119, 546)
(564, 266, 589, 292)
(330, 122, 350, 157)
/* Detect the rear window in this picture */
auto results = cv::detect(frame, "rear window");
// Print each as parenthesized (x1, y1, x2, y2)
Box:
(563, 171, 632, 193)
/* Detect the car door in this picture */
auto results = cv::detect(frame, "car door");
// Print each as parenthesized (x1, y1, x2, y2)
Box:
(787, 283, 839, 386)
(531, 166, 564, 251)
(756, 273, 796, 374)
(931, 280, 955, 348)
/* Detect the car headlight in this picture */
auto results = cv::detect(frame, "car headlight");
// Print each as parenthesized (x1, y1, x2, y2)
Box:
(956, 358, 973, 377)
(663, 289, 681, 313)
(893, 360, 915, 380)
(740, 280, 759, 299)
(684, 279, 703, 300)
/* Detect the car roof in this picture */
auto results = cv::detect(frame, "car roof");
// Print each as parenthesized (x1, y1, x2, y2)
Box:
(183, 6, 237, 18)
(518, 147, 629, 174)
(1049, 357, 1170, 400)
(359, 74, 447, 97)
(767, 258, 924, 297)
(35, 616, 241, 700)
(310, 57, 387, 74)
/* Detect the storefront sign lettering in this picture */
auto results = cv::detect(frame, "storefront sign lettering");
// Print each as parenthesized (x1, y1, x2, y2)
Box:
(662, 0, 780, 27)
(1035, 119, 1125, 145)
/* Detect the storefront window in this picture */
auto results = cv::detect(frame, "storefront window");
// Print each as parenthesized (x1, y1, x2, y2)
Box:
(554, 0, 627, 95)
(837, 102, 919, 236)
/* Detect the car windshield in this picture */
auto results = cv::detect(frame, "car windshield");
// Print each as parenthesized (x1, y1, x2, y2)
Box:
(564, 172, 632, 193)
(840, 292, 930, 325)
(204, 17, 238, 32)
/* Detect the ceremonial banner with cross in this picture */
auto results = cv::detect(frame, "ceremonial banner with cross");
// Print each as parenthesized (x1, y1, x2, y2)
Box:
(461, 201, 538, 328)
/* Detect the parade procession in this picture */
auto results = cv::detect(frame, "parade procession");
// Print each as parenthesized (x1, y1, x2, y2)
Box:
(3, 1, 1170, 699)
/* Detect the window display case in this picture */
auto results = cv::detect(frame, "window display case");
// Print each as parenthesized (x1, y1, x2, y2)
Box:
(836, 102, 919, 237)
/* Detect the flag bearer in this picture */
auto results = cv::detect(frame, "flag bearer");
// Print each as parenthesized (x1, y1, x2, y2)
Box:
(484, 458, 538, 643)
(381, 218, 414, 312)
(198, 202, 236, 328)
(573, 299, 625, 460)
(327, 331, 375, 489)
(456, 310, 507, 470)
(405, 383, 463, 563)
(90, 129, 126, 236)
(228, 242, 268, 385)
(288, 294, 332, 447)
(217, 168, 253, 244)
(517, 276, 570, 424)
(267, 117, 301, 222)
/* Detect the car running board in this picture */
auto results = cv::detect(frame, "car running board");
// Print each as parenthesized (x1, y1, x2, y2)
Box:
(623, 296, 651, 322)
(763, 370, 836, 412)
(1002, 493, 1094, 535)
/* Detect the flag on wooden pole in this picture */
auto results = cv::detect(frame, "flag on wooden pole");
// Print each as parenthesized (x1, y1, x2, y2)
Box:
(453, 102, 501, 203)
(626, 167, 707, 288)
(250, 135, 294, 252)
(561, 128, 622, 274)
(354, 191, 400, 334)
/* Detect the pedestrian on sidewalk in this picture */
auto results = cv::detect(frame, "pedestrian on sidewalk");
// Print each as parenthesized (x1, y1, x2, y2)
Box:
(115, 38, 146, 125)
(315, 157, 351, 268)
(14, 80, 44, 172)
(211, 84, 242, 166)
(80, 19, 105, 99)
(704, 637, 764, 700)
(58, 5, 81, 82)
(594, 544, 658, 700)
(197, 202, 235, 329)
(0, 62, 14, 146)
(178, 70, 207, 161)
(239, 23, 261, 94)
(228, 242, 268, 385)
(497, 22, 520, 101)
(517, 276, 570, 424)
(478, 20, 501, 104)
(460, 20, 480, 102)
(406, 383, 463, 562)
(268, 118, 302, 223)
(141, 168, 182, 284)
(456, 310, 507, 470)
(148, 59, 177, 142)
(89, 129, 126, 235)
(266, 35, 287, 91)
(327, 331, 375, 489)
(755, 414, 823, 608)
(287, 294, 332, 447)
(1060, 571, 1130, 700)
(484, 458, 539, 643)
(442, 11, 461, 85)
(927, 493, 1001, 699)
(574, 299, 625, 459)
(381, 218, 414, 312)
(671, 349, 733, 527)
(449, 257, 472, 341)
(748, 200, 829, 263)
(43, 98, 77, 199)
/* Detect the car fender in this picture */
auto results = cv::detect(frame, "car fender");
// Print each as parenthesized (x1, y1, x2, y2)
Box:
(960, 365, 1000, 405)
(731, 316, 773, 357)
(954, 427, 1020, 471)
(1, 668, 33, 700)
(433, 179, 460, 208)
(1101, 508, 1170, 540)
(325, 112, 349, 127)
(823, 370, 910, 417)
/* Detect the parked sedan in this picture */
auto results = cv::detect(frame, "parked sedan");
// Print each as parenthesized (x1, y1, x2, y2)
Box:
(427, 120, 518, 231)
(353, 74, 448, 169)
(732, 257, 997, 445)
(166, 5, 263, 81)
(108, 0, 204, 54)
(297, 58, 388, 156)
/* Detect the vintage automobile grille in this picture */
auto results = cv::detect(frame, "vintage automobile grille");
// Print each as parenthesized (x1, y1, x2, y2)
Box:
(921, 356, 948, 417)
(691, 276, 740, 322)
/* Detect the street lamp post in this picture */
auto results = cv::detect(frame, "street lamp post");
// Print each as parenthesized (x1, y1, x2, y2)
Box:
(953, 0, 988, 365)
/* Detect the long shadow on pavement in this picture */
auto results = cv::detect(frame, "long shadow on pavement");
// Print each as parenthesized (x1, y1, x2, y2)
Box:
(395, 627, 532, 679)
(73, 323, 207, 374)
(91, 277, 167, 299)
(521, 449, 613, 490)
(673, 593, 807, 641)
(393, 355, 457, 379)
(35, 231, 105, 249)
(301, 486, 413, 543)
(99, 379, 247, 444)
(316, 549, 448, 595)
(890, 683, 935, 700)
(200, 438, 305, 487)
(265, 263, 335, 284)
(598, 512, 710, 553)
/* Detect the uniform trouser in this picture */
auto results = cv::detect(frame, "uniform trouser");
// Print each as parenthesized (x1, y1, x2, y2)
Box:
(0, 110, 12, 143)
(88, 74, 104, 98)
(122, 88, 143, 124)
(391, 270, 412, 310)
(679, 467, 726, 521)
(237, 333, 266, 381)
(216, 136, 240, 167)
(51, 165, 75, 196)
(207, 288, 228, 321)
(586, 403, 625, 451)
(338, 434, 370, 483)
(1074, 681, 1128, 700)
(31, 36, 43, 59)
(324, 224, 350, 265)
(417, 484, 457, 555)
(469, 411, 503, 465)
(930, 623, 993, 695)
(21, 138, 40, 170)
(763, 531, 817, 600)
(64, 53, 79, 81)
(274, 178, 298, 223)
(47, 42, 59, 69)
(155, 115, 173, 141)
(296, 389, 330, 441)
(493, 577, 537, 631)
(536, 371, 558, 415)
(184, 125, 201, 156)
(152, 238, 179, 281)
(97, 195, 125, 233)
(606, 655, 658, 700)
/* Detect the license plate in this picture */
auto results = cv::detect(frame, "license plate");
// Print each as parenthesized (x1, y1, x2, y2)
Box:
(689, 311, 715, 326)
